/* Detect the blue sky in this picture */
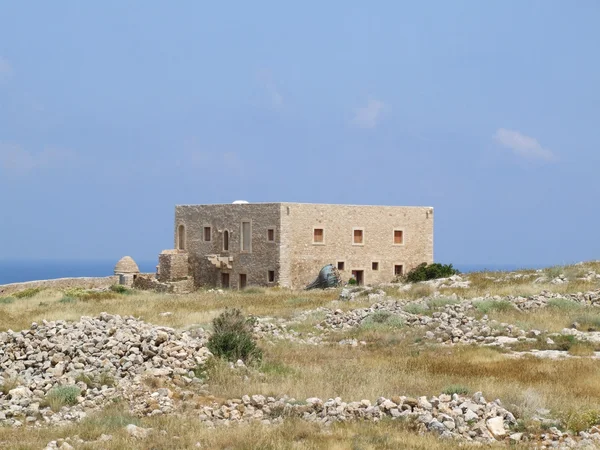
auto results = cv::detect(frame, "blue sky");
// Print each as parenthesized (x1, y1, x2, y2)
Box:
(1, 1, 599, 267)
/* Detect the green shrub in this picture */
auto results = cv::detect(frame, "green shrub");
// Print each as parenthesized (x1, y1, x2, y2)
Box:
(573, 314, 600, 332)
(553, 334, 578, 351)
(563, 409, 600, 433)
(404, 303, 429, 315)
(362, 311, 404, 330)
(443, 385, 469, 395)
(208, 309, 262, 364)
(45, 385, 81, 411)
(109, 284, 131, 294)
(348, 277, 358, 286)
(427, 297, 461, 309)
(404, 263, 459, 283)
(547, 298, 581, 311)
(13, 287, 43, 298)
(58, 296, 76, 304)
(0, 297, 15, 304)
(75, 371, 115, 389)
(473, 300, 514, 314)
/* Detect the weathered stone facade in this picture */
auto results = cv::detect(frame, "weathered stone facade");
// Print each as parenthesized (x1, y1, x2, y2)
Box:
(172, 202, 433, 289)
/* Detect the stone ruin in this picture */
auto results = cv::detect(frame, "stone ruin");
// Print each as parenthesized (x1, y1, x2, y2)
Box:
(117, 251, 193, 294)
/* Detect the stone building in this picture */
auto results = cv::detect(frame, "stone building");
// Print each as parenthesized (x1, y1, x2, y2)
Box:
(158, 202, 434, 289)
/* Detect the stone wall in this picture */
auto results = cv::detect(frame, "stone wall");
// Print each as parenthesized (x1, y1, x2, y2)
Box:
(132, 274, 193, 294)
(175, 203, 281, 289)
(280, 203, 434, 288)
(0, 276, 119, 297)
(158, 250, 189, 282)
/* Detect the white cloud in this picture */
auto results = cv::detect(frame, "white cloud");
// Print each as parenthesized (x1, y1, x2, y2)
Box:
(353, 98, 385, 129)
(493, 128, 556, 161)
(257, 69, 283, 109)
(0, 57, 13, 80)
(0, 143, 77, 174)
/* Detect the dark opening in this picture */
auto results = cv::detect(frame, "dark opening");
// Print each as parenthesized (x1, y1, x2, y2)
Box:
(394, 265, 404, 276)
(352, 270, 364, 286)
(239, 273, 247, 289)
(267, 228, 275, 242)
(268, 270, 275, 282)
(221, 272, 230, 288)
(178, 225, 186, 250)
(372, 262, 379, 271)
(223, 230, 229, 251)
(337, 261, 345, 270)
(204, 226, 211, 242)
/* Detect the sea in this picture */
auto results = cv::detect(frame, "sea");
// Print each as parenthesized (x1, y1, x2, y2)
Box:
(0, 260, 158, 285)
(0, 260, 544, 285)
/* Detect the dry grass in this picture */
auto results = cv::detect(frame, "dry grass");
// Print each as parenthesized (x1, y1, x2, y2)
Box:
(0, 288, 338, 332)
(0, 406, 479, 450)
(3, 262, 600, 446)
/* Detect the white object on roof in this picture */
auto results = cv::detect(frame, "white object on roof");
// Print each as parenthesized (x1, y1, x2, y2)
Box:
(232, 200, 249, 204)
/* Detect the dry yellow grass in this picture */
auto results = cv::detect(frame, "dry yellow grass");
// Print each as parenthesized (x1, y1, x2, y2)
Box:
(0, 409, 482, 450)
(3, 263, 600, 447)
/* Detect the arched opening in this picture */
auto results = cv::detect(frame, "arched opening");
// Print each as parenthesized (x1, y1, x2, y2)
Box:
(178, 224, 186, 250)
(223, 230, 229, 251)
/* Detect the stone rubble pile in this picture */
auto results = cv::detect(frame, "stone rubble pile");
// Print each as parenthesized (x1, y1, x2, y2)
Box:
(0, 313, 211, 426)
(317, 301, 536, 347)
(252, 317, 323, 345)
(196, 392, 518, 443)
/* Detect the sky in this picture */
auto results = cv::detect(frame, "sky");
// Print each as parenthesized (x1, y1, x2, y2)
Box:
(1, 1, 599, 267)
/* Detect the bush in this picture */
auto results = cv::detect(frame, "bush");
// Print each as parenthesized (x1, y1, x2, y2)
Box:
(404, 263, 459, 283)
(362, 311, 404, 330)
(13, 287, 43, 298)
(58, 296, 76, 304)
(347, 277, 358, 286)
(547, 298, 581, 311)
(109, 284, 131, 294)
(443, 385, 469, 395)
(473, 300, 515, 314)
(0, 297, 15, 304)
(208, 309, 262, 364)
(45, 385, 81, 411)
(573, 314, 600, 332)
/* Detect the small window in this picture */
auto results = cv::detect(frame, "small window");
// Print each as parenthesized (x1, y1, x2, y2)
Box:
(239, 273, 247, 289)
(177, 224, 186, 250)
(313, 228, 324, 244)
(204, 226, 212, 242)
(337, 261, 345, 271)
(394, 230, 404, 245)
(268, 270, 275, 282)
(353, 228, 364, 245)
(241, 221, 251, 252)
(267, 228, 275, 242)
(223, 230, 229, 251)
(394, 264, 404, 276)
(372, 262, 379, 271)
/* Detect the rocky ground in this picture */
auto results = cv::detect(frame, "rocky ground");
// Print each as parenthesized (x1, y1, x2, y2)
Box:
(3, 265, 600, 448)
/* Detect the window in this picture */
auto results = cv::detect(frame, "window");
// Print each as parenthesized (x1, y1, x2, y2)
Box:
(372, 262, 379, 271)
(204, 226, 212, 242)
(267, 228, 275, 242)
(241, 221, 251, 252)
(177, 225, 186, 250)
(394, 265, 404, 276)
(239, 273, 247, 289)
(313, 228, 324, 244)
(337, 261, 345, 270)
(394, 229, 404, 245)
(268, 270, 275, 283)
(353, 228, 364, 245)
(223, 230, 229, 251)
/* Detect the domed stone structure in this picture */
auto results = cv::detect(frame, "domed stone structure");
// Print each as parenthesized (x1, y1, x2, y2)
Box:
(114, 256, 140, 275)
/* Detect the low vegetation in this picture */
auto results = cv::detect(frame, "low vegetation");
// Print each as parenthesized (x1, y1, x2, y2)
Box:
(404, 262, 459, 283)
(44, 385, 81, 412)
(207, 308, 263, 364)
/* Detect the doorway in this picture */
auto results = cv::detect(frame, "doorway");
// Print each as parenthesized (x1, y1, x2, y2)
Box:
(221, 272, 230, 288)
(352, 270, 364, 286)
(239, 273, 247, 289)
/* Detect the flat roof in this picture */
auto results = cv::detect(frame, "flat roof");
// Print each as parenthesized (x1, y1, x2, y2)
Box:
(176, 202, 433, 208)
